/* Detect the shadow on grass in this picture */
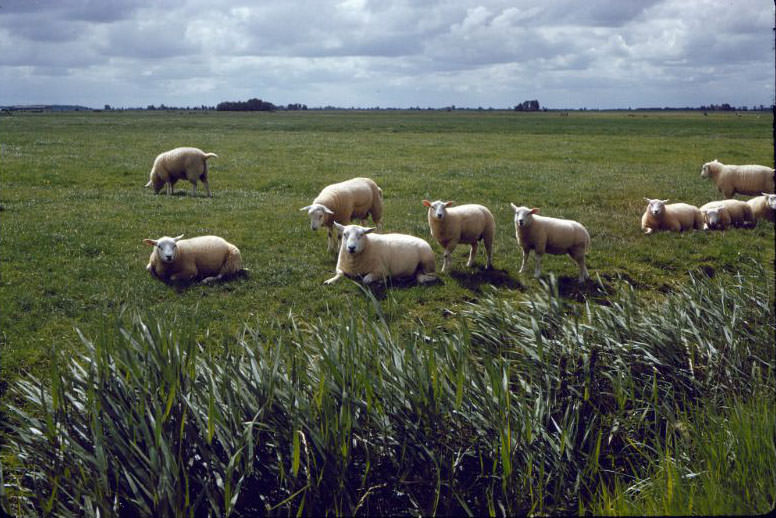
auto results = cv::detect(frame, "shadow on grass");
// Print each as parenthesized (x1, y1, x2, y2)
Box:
(448, 267, 524, 293)
(163, 269, 250, 293)
(554, 274, 618, 304)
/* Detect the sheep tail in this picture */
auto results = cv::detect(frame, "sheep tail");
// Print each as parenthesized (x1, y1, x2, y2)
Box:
(203, 152, 218, 160)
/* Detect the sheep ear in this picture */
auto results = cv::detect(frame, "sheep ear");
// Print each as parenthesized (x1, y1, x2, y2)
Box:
(510, 202, 519, 211)
(173, 234, 184, 241)
(444, 201, 455, 207)
(643, 197, 652, 202)
(422, 199, 431, 207)
(363, 227, 376, 234)
(530, 208, 540, 214)
(299, 205, 312, 212)
(661, 199, 670, 204)
(322, 206, 334, 215)
(143, 239, 157, 247)
(144, 181, 152, 188)
(333, 221, 345, 231)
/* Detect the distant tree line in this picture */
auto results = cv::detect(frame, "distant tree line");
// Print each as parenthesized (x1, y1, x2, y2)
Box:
(514, 100, 541, 112)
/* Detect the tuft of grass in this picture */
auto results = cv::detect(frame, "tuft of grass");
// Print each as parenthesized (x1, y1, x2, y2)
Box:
(1, 262, 772, 516)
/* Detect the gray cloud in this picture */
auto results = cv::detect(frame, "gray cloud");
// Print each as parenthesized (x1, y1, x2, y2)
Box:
(0, 0, 771, 108)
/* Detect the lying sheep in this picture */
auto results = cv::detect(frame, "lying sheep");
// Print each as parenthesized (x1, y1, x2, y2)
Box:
(145, 147, 218, 197)
(699, 199, 754, 230)
(747, 193, 776, 223)
(510, 204, 590, 283)
(144, 234, 243, 284)
(422, 200, 495, 272)
(324, 222, 437, 285)
(300, 177, 383, 252)
(641, 198, 703, 234)
(700, 159, 775, 198)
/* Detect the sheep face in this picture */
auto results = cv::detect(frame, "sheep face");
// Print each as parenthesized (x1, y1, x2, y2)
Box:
(144, 234, 184, 263)
(705, 208, 722, 228)
(700, 160, 719, 179)
(644, 198, 669, 217)
(510, 204, 539, 228)
(337, 224, 375, 255)
(765, 193, 776, 210)
(423, 200, 454, 220)
(146, 173, 166, 193)
(300, 204, 334, 231)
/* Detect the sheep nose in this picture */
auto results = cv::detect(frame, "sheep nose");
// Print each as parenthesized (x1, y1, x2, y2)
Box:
(348, 245, 356, 253)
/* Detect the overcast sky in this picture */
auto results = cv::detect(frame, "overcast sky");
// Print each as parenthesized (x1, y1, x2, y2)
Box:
(1, 0, 773, 109)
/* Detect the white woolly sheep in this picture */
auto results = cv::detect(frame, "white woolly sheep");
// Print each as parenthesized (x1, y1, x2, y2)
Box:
(422, 200, 495, 272)
(510, 204, 590, 283)
(300, 177, 384, 252)
(700, 159, 775, 198)
(324, 222, 436, 285)
(145, 147, 218, 197)
(641, 198, 703, 234)
(699, 199, 754, 230)
(746, 193, 776, 223)
(143, 234, 243, 284)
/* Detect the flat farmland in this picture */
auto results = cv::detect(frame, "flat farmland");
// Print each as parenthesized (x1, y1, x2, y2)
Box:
(0, 110, 773, 515)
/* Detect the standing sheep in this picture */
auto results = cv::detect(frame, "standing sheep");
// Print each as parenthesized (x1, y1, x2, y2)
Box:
(747, 193, 776, 223)
(700, 159, 775, 198)
(300, 177, 384, 252)
(641, 198, 703, 234)
(324, 223, 437, 285)
(145, 147, 218, 197)
(699, 199, 754, 229)
(422, 199, 495, 272)
(510, 204, 590, 283)
(144, 234, 243, 284)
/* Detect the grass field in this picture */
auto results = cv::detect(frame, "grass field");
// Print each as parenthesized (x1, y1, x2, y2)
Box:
(0, 110, 774, 515)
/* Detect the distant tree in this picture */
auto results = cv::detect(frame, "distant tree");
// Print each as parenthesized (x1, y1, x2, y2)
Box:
(217, 98, 276, 111)
(514, 100, 540, 112)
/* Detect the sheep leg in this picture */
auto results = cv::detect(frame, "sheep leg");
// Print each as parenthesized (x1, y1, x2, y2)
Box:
(170, 269, 197, 283)
(467, 242, 478, 267)
(327, 228, 336, 252)
(362, 273, 380, 284)
(324, 270, 344, 285)
(533, 254, 542, 278)
(202, 179, 212, 198)
(484, 238, 493, 269)
(201, 275, 222, 285)
(166, 182, 173, 196)
(571, 249, 589, 283)
(519, 248, 530, 273)
(191, 181, 198, 197)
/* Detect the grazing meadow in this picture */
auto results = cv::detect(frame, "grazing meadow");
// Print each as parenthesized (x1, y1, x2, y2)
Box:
(0, 110, 774, 515)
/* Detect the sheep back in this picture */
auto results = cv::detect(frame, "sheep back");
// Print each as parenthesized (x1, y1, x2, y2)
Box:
(314, 177, 383, 226)
(336, 233, 435, 280)
(518, 215, 590, 255)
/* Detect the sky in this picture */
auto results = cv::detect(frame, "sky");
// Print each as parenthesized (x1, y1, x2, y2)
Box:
(1, 0, 773, 109)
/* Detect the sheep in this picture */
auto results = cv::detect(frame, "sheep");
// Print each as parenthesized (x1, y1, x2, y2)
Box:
(145, 147, 218, 197)
(746, 193, 776, 223)
(324, 222, 437, 285)
(300, 177, 384, 252)
(422, 200, 495, 272)
(699, 199, 754, 230)
(641, 198, 703, 234)
(143, 234, 243, 284)
(510, 204, 590, 283)
(700, 159, 775, 198)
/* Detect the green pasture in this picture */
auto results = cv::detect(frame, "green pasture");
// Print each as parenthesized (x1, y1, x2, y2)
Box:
(0, 109, 774, 515)
(0, 109, 773, 383)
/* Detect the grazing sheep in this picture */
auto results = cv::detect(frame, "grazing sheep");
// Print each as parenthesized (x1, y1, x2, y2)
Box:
(324, 223, 436, 285)
(144, 234, 243, 284)
(510, 204, 590, 283)
(422, 199, 495, 272)
(145, 147, 218, 197)
(699, 199, 754, 229)
(700, 159, 775, 198)
(641, 198, 703, 234)
(300, 177, 384, 252)
(747, 193, 776, 223)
